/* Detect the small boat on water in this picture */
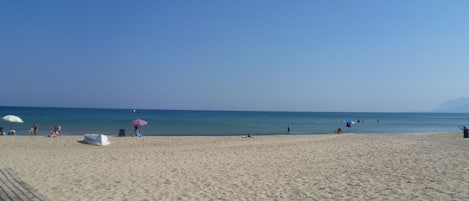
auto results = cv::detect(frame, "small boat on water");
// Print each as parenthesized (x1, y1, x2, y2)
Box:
(84, 134, 110, 146)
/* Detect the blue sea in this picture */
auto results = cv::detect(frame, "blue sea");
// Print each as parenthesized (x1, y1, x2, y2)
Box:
(1, 106, 468, 136)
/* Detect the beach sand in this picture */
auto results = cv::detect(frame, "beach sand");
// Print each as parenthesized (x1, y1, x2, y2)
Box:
(1, 133, 469, 200)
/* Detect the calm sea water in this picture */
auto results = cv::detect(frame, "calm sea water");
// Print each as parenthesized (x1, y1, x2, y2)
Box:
(1, 106, 468, 136)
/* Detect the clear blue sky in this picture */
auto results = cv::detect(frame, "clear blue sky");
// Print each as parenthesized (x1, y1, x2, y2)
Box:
(1, 0, 468, 112)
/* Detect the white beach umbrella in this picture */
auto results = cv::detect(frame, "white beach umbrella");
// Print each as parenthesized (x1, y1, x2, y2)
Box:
(2, 115, 24, 132)
(2, 115, 24, 123)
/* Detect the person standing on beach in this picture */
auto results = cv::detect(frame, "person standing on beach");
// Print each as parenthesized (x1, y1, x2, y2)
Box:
(31, 124, 39, 135)
(287, 126, 291, 134)
(134, 125, 140, 137)
(336, 127, 342, 134)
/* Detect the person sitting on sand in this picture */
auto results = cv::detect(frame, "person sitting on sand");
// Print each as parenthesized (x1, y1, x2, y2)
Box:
(8, 129, 16, 136)
(48, 130, 58, 137)
(54, 125, 62, 136)
(49, 125, 62, 137)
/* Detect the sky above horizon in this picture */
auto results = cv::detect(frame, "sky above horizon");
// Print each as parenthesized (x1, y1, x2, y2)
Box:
(1, 0, 468, 112)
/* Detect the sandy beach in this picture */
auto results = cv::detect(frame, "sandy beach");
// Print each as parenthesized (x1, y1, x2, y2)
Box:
(1, 133, 469, 200)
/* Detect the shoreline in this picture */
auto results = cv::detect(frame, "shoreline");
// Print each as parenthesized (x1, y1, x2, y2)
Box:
(2, 107, 467, 136)
(1, 132, 468, 200)
(3, 130, 463, 137)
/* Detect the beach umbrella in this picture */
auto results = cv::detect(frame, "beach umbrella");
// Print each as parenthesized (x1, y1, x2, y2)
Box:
(131, 119, 148, 137)
(131, 119, 148, 127)
(2, 115, 24, 131)
(2, 115, 24, 124)
(344, 120, 355, 128)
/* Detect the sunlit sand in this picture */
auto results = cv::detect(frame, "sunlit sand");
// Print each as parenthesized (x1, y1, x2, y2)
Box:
(1, 133, 468, 200)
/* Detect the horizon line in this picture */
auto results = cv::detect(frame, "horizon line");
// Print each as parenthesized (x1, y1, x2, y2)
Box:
(0, 105, 456, 114)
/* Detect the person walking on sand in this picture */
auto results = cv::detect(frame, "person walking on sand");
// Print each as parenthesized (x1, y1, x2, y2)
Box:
(287, 126, 291, 134)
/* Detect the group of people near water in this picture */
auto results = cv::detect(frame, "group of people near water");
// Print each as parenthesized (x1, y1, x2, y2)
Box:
(2, 122, 141, 137)
(0, 124, 62, 137)
(335, 119, 381, 134)
(0, 127, 14, 136)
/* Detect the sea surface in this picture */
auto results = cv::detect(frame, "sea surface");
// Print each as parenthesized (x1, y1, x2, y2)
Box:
(1, 106, 468, 136)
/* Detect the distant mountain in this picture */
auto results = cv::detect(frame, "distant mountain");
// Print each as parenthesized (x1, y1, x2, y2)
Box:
(434, 97, 469, 113)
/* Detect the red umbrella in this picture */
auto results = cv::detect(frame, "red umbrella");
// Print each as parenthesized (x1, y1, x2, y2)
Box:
(131, 119, 148, 127)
